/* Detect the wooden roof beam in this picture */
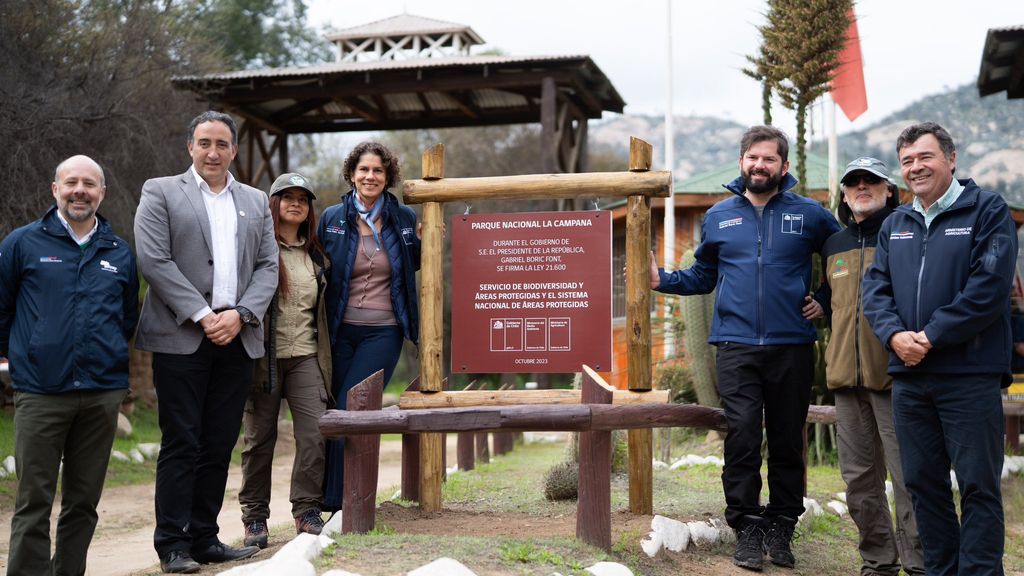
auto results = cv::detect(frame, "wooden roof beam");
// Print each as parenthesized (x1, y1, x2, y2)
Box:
(335, 96, 381, 123)
(441, 90, 480, 120)
(204, 69, 576, 104)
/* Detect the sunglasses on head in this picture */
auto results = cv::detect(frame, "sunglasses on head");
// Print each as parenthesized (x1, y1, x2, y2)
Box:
(844, 173, 883, 187)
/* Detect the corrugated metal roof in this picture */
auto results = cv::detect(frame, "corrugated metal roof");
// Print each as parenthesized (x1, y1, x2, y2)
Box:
(978, 24, 1024, 99)
(173, 54, 591, 83)
(325, 13, 483, 44)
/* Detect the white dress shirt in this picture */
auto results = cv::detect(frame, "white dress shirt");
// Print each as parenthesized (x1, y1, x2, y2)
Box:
(189, 166, 238, 322)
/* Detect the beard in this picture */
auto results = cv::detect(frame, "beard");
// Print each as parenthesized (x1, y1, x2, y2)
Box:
(742, 166, 783, 195)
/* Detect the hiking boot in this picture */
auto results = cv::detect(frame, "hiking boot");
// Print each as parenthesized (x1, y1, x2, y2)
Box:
(763, 515, 798, 568)
(243, 520, 268, 549)
(295, 508, 325, 535)
(733, 515, 767, 571)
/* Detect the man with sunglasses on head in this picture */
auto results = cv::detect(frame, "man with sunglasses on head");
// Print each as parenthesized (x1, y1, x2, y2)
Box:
(812, 157, 924, 576)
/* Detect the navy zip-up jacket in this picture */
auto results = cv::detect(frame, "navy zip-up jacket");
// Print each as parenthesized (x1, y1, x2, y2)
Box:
(656, 173, 840, 345)
(862, 179, 1017, 383)
(0, 207, 139, 394)
(317, 190, 420, 346)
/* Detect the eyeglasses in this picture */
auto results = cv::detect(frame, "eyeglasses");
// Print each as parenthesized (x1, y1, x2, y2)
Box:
(843, 174, 883, 187)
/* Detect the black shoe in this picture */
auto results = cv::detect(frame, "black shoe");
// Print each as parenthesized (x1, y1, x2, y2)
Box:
(191, 541, 260, 564)
(295, 508, 325, 535)
(160, 550, 200, 574)
(733, 515, 767, 571)
(763, 515, 798, 568)
(244, 519, 269, 548)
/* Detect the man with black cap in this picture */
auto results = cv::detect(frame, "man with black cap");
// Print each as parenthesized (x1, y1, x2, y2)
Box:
(812, 157, 924, 575)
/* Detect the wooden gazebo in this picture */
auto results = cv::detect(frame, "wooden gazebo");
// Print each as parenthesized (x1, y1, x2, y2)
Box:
(978, 25, 1024, 100)
(171, 14, 625, 189)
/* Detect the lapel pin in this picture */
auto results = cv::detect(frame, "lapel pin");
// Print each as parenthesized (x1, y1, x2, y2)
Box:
(239, 210, 246, 217)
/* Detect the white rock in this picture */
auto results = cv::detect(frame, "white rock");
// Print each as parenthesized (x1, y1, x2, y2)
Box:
(273, 533, 324, 564)
(523, 432, 563, 444)
(0, 468, 7, 479)
(640, 531, 663, 557)
(798, 497, 823, 524)
(391, 489, 402, 501)
(322, 571, 363, 576)
(116, 412, 133, 438)
(3, 455, 16, 475)
(110, 450, 129, 462)
(407, 557, 477, 576)
(710, 518, 734, 544)
(446, 465, 459, 476)
(651, 515, 690, 552)
(585, 562, 633, 576)
(215, 558, 316, 576)
(137, 442, 160, 459)
(128, 448, 144, 463)
(322, 511, 342, 537)
(685, 521, 719, 547)
(826, 501, 848, 517)
(835, 491, 847, 503)
(652, 460, 668, 470)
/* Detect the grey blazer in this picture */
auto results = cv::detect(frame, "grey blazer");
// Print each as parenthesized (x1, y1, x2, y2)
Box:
(134, 169, 279, 358)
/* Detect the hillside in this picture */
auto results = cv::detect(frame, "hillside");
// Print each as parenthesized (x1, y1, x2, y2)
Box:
(590, 82, 1024, 204)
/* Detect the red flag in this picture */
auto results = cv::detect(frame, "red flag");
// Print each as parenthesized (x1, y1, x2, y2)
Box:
(830, 9, 867, 122)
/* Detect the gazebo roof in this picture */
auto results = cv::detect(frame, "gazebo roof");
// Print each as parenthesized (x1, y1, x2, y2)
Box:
(978, 25, 1024, 99)
(171, 54, 625, 134)
(325, 13, 484, 45)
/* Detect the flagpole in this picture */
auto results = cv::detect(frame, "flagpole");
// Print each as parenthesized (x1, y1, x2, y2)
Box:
(662, 0, 675, 361)
(828, 94, 839, 210)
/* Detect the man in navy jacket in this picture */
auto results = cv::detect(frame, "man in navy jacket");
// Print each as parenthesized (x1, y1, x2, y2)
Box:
(0, 155, 138, 575)
(863, 123, 1014, 576)
(650, 126, 839, 570)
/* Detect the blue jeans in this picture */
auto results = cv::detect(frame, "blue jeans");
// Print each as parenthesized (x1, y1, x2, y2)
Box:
(892, 373, 1005, 576)
(322, 323, 404, 511)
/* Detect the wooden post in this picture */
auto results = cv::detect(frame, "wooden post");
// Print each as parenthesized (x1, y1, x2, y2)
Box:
(493, 383, 514, 455)
(419, 143, 446, 512)
(577, 366, 615, 551)
(456, 381, 479, 471)
(626, 137, 655, 515)
(341, 370, 384, 534)
(401, 377, 420, 502)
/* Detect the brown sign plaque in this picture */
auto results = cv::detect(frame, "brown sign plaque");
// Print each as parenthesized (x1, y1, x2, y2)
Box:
(450, 211, 612, 373)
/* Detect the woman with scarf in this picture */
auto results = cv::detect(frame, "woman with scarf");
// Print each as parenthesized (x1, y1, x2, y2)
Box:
(317, 141, 420, 512)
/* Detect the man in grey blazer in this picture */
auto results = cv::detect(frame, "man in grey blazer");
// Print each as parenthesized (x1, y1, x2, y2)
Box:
(135, 111, 278, 574)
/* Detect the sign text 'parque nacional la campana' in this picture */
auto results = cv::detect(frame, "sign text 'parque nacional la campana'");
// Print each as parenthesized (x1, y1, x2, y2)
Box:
(450, 211, 612, 373)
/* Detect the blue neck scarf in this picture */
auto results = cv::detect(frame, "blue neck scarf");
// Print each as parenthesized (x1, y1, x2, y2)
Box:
(353, 192, 383, 248)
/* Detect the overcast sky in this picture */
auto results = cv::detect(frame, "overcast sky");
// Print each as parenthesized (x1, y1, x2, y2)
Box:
(308, 0, 1023, 140)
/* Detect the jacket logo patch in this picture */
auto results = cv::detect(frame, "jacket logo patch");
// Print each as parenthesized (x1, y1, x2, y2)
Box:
(324, 224, 346, 235)
(100, 260, 118, 273)
(890, 231, 914, 240)
(832, 258, 849, 278)
(39, 256, 63, 263)
(401, 227, 416, 245)
(781, 213, 803, 234)
(945, 226, 972, 236)
(719, 217, 742, 229)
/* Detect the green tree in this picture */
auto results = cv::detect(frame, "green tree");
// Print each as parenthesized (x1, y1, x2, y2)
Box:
(746, 0, 852, 194)
(189, 0, 331, 70)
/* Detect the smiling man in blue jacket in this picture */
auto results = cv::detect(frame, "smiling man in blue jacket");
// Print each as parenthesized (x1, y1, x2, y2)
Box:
(863, 122, 1015, 576)
(650, 126, 840, 571)
(0, 155, 138, 575)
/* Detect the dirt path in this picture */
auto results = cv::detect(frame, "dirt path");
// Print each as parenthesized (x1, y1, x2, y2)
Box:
(0, 426, 416, 576)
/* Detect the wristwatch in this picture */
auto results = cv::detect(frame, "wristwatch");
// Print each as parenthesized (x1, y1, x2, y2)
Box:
(234, 306, 260, 327)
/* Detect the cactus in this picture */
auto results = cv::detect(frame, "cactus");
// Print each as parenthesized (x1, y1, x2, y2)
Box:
(543, 461, 579, 501)
(679, 249, 720, 407)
